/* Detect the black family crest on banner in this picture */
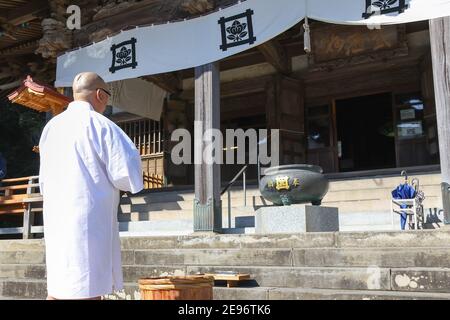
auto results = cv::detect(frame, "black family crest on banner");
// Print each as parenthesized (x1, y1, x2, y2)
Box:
(109, 38, 138, 74)
(363, 0, 409, 19)
(219, 9, 256, 52)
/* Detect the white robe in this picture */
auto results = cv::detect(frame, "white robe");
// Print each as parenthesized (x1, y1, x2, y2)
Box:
(39, 101, 143, 299)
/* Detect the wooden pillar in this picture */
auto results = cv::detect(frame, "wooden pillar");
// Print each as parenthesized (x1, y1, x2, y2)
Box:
(193, 62, 222, 232)
(22, 203, 33, 239)
(430, 17, 450, 225)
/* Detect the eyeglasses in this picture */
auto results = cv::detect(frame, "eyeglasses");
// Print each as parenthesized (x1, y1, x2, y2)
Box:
(97, 88, 111, 97)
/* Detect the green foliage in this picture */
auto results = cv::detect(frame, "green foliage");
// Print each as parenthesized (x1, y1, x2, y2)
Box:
(0, 99, 46, 178)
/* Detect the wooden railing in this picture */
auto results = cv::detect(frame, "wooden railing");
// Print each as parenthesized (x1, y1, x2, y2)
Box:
(118, 118, 165, 190)
(0, 176, 43, 238)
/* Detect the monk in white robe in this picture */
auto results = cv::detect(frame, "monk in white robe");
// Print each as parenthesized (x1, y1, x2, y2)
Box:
(39, 72, 143, 300)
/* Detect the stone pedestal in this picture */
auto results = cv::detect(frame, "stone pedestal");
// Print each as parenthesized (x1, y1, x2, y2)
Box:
(255, 204, 339, 234)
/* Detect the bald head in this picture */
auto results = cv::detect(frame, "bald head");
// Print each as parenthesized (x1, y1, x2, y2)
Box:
(73, 72, 107, 99)
(72, 72, 109, 113)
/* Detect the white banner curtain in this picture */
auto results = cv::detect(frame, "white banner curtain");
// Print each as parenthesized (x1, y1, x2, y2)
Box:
(55, 0, 450, 87)
(108, 78, 166, 121)
(309, 0, 450, 25)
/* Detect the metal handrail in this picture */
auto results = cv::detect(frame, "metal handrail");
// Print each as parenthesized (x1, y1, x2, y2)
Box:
(220, 128, 305, 228)
(221, 165, 248, 196)
(221, 165, 248, 229)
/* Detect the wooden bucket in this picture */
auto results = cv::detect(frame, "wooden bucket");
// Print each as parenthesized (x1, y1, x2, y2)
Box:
(138, 275, 214, 300)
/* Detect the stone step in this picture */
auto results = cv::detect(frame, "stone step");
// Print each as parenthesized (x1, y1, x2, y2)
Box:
(0, 240, 44, 252)
(339, 212, 394, 226)
(120, 199, 441, 228)
(122, 186, 441, 212)
(0, 264, 46, 280)
(184, 265, 450, 292)
(391, 268, 450, 293)
(125, 173, 440, 204)
(335, 230, 450, 248)
(120, 247, 450, 268)
(0, 279, 47, 299)
(0, 251, 45, 265)
(214, 287, 450, 300)
(0, 296, 42, 300)
(131, 248, 293, 267)
(124, 173, 441, 202)
(111, 283, 450, 300)
(120, 199, 263, 213)
(339, 225, 396, 232)
(119, 264, 450, 292)
(266, 287, 450, 300)
(324, 184, 441, 201)
(116, 210, 437, 233)
(119, 233, 336, 250)
(118, 212, 435, 233)
(117, 209, 430, 232)
(124, 187, 260, 205)
(118, 207, 256, 224)
(185, 266, 450, 293)
(296, 248, 450, 268)
(227, 286, 450, 300)
(119, 220, 193, 236)
(2, 277, 448, 301)
(3, 278, 449, 301)
(119, 230, 450, 250)
(327, 174, 441, 192)
(4, 246, 450, 272)
(2, 231, 450, 252)
(119, 222, 255, 237)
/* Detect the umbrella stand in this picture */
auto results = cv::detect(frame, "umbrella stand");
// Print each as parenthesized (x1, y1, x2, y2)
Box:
(391, 171, 424, 230)
(391, 199, 418, 230)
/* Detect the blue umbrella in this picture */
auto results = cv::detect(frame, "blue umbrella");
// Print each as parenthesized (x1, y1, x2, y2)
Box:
(392, 183, 416, 230)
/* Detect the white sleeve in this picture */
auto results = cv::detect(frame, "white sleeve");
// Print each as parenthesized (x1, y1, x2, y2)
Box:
(100, 121, 144, 194)
(38, 125, 50, 196)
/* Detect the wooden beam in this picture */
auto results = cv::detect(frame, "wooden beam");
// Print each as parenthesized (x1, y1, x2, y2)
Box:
(193, 62, 222, 233)
(0, 80, 21, 90)
(0, 39, 39, 57)
(429, 17, 450, 225)
(180, 74, 272, 101)
(74, 0, 165, 46)
(180, 0, 215, 14)
(0, 66, 14, 80)
(0, 0, 49, 26)
(142, 72, 183, 94)
(257, 39, 291, 75)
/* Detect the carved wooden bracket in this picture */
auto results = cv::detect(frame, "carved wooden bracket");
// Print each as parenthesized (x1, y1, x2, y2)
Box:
(257, 39, 291, 75)
(141, 72, 183, 94)
(35, 18, 72, 60)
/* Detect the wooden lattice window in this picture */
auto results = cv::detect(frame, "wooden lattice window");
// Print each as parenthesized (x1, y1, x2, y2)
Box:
(118, 119, 164, 156)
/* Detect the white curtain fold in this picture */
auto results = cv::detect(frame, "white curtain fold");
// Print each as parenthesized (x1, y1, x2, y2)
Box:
(108, 78, 166, 121)
(55, 0, 450, 87)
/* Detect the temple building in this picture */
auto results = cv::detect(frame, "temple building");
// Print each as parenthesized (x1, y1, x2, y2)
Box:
(0, 0, 449, 234)
(2, 0, 450, 301)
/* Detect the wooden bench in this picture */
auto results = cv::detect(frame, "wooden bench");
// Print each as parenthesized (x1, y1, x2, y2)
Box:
(204, 273, 252, 288)
(0, 176, 43, 239)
